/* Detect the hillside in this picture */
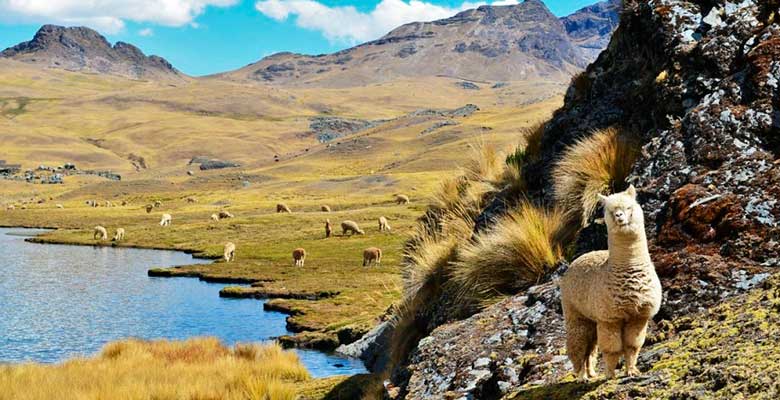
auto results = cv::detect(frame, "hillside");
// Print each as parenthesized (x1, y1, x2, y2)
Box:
(0, 25, 184, 81)
(220, 0, 619, 87)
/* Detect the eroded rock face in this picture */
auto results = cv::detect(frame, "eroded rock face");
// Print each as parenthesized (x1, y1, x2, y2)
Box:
(1, 25, 183, 80)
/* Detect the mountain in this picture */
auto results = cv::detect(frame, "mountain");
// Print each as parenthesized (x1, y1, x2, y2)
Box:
(0, 25, 184, 81)
(221, 0, 619, 87)
(561, 0, 621, 60)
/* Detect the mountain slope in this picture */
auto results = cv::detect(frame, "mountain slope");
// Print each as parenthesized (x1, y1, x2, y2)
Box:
(0, 25, 184, 81)
(221, 0, 618, 87)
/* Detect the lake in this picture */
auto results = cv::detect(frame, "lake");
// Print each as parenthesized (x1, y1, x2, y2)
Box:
(0, 228, 365, 376)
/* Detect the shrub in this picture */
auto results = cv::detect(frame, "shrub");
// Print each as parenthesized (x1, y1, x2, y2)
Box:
(552, 127, 639, 228)
(451, 202, 567, 303)
(461, 138, 504, 184)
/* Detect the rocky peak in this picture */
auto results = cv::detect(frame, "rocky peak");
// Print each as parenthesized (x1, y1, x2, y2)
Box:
(222, 0, 619, 87)
(1, 25, 184, 81)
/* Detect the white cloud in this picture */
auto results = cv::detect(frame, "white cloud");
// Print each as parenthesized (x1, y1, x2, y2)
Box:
(255, 0, 519, 44)
(0, 0, 238, 34)
(138, 28, 154, 37)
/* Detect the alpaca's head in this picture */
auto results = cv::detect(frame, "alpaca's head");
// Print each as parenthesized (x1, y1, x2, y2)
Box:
(598, 185, 644, 237)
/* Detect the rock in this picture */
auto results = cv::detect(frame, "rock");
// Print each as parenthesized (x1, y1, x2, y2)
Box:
(336, 320, 394, 372)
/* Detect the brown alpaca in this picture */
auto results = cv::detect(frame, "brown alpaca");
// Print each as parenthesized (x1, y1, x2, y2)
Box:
(292, 248, 306, 267)
(560, 185, 662, 380)
(362, 247, 382, 267)
(325, 219, 333, 238)
(277, 203, 292, 213)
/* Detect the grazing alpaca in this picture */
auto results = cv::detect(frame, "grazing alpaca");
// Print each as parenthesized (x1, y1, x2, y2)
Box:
(6, 205, 14, 210)
(153, 200, 162, 208)
(211, 213, 220, 221)
(362, 247, 382, 267)
(113, 228, 125, 242)
(224, 242, 236, 262)
(560, 185, 662, 380)
(186, 196, 198, 203)
(277, 203, 292, 213)
(378, 216, 391, 232)
(292, 248, 306, 267)
(93, 226, 108, 240)
(218, 210, 234, 219)
(341, 220, 365, 236)
(160, 213, 172, 227)
(56, 204, 64, 209)
(321, 205, 331, 212)
(325, 219, 333, 238)
(395, 194, 410, 205)
(146, 204, 154, 213)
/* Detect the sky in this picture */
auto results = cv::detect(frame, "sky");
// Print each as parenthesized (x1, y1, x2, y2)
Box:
(0, 0, 599, 76)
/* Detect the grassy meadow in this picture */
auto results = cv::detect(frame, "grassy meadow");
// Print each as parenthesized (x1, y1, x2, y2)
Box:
(0, 58, 564, 398)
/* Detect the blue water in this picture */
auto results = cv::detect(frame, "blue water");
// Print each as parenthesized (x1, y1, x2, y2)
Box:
(0, 228, 365, 376)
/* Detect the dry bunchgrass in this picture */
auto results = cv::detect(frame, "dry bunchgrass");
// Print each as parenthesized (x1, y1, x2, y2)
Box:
(0, 338, 309, 400)
(461, 139, 504, 184)
(452, 202, 567, 302)
(552, 127, 639, 228)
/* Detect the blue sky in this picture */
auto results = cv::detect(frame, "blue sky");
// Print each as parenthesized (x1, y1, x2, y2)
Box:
(0, 0, 598, 76)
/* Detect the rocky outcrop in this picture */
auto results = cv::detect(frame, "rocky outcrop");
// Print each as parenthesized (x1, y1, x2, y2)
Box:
(1, 25, 184, 80)
(390, 0, 780, 397)
(336, 320, 394, 373)
(220, 0, 620, 87)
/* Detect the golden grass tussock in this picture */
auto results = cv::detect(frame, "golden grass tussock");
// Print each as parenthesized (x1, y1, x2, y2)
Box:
(0, 338, 309, 400)
(461, 138, 504, 184)
(451, 202, 567, 302)
(552, 127, 639, 228)
(499, 120, 546, 198)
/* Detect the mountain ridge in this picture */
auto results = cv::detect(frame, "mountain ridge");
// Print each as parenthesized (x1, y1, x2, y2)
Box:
(0, 24, 185, 81)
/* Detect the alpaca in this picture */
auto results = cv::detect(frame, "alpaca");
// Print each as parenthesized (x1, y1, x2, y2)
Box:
(186, 196, 198, 203)
(93, 226, 108, 240)
(363, 247, 382, 267)
(105, 200, 112, 207)
(121, 200, 128, 206)
(378, 216, 391, 232)
(292, 248, 306, 267)
(395, 194, 410, 205)
(211, 213, 220, 221)
(218, 210, 234, 219)
(153, 200, 162, 208)
(341, 220, 365, 236)
(56, 204, 64, 209)
(325, 219, 333, 238)
(113, 228, 125, 242)
(559, 185, 662, 380)
(321, 205, 331, 212)
(277, 203, 292, 213)
(6, 205, 15, 210)
(160, 213, 172, 227)
(146, 204, 154, 213)
(224, 242, 236, 262)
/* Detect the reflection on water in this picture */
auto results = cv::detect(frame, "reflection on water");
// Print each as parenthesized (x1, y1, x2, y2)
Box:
(0, 228, 365, 376)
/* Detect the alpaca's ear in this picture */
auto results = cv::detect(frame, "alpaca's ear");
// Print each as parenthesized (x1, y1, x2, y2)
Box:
(626, 184, 637, 199)
(598, 194, 609, 204)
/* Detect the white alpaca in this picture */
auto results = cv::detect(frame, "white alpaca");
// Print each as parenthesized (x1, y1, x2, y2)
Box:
(211, 213, 219, 221)
(113, 228, 125, 242)
(378, 216, 391, 232)
(93, 226, 108, 240)
(224, 242, 236, 262)
(160, 213, 172, 227)
(560, 185, 662, 380)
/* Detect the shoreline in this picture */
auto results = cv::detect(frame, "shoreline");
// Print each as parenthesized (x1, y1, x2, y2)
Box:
(6, 225, 366, 353)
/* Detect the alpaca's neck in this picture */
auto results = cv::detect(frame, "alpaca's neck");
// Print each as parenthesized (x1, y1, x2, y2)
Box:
(607, 227, 651, 268)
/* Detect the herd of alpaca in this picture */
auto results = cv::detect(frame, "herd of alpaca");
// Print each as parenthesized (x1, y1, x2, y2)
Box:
(79, 194, 410, 268)
(560, 185, 662, 380)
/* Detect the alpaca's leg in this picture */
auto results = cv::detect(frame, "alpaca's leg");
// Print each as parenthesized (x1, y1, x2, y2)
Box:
(597, 321, 623, 379)
(622, 318, 648, 376)
(585, 336, 598, 378)
(564, 308, 594, 381)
